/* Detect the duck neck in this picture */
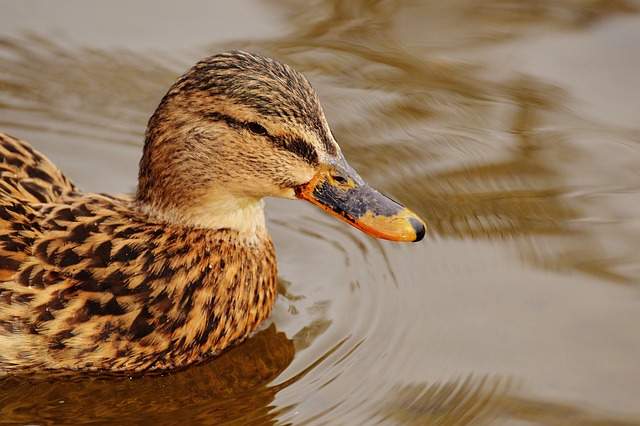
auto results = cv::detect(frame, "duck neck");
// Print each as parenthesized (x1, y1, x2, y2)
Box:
(135, 194, 267, 240)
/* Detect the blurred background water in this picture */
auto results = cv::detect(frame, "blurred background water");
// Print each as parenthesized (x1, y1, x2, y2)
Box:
(0, 0, 639, 424)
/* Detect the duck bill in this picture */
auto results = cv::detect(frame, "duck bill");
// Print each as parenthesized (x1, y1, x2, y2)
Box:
(294, 157, 426, 242)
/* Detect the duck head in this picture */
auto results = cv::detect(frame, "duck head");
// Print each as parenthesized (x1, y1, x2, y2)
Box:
(136, 51, 425, 242)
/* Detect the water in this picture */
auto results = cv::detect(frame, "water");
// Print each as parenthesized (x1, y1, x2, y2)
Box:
(1, 0, 639, 424)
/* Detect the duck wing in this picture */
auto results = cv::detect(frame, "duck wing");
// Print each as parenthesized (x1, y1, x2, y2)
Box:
(0, 132, 77, 280)
(0, 132, 77, 203)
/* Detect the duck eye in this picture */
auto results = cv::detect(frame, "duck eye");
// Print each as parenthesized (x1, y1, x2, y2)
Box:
(333, 175, 348, 184)
(247, 122, 267, 135)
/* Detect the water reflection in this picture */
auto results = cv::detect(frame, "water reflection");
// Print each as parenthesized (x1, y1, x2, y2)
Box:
(0, 325, 293, 424)
(377, 375, 640, 425)
(0, 33, 176, 145)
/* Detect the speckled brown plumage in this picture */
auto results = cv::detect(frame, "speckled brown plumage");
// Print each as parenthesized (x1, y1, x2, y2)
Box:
(0, 132, 276, 372)
(0, 50, 424, 373)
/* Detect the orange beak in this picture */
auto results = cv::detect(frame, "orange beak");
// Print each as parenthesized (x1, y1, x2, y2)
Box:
(294, 156, 425, 242)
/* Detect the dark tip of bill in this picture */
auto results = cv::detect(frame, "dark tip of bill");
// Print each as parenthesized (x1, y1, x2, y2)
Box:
(409, 217, 426, 242)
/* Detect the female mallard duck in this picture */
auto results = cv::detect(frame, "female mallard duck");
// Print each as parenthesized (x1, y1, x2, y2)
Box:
(0, 51, 425, 373)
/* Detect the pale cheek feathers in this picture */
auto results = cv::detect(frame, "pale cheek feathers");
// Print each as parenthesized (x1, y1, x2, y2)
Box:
(252, 152, 316, 197)
(205, 149, 315, 199)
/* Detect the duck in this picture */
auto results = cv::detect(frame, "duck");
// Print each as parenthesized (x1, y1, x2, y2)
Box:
(0, 50, 425, 373)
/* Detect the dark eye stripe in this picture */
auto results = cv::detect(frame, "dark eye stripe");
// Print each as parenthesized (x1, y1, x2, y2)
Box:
(201, 111, 319, 165)
(275, 138, 318, 166)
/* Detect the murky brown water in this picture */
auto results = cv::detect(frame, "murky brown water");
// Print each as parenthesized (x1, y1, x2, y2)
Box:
(1, 0, 639, 424)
